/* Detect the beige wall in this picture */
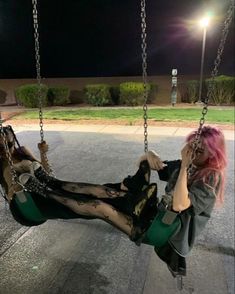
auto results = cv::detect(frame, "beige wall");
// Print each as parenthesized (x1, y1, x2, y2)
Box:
(0, 75, 198, 106)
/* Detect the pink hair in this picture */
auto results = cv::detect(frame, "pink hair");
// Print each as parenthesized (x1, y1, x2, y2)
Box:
(186, 125, 227, 205)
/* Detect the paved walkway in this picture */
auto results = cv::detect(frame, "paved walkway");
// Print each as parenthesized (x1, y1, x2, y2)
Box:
(13, 123, 234, 140)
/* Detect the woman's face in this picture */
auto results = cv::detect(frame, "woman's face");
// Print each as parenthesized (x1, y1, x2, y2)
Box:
(0, 131, 15, 157)
(190, 141, 210, 167)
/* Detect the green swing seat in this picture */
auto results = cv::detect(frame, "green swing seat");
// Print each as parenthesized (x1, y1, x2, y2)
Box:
(142, 210, 181, 249)
(10, 190, 181, 249)
(10, 190, 93, 227)
(12, 190, 46, 225)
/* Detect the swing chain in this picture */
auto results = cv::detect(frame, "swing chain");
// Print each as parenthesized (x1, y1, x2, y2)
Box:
(141, 0, 148, 153)
(32, 0, 44, 143)
(32, 0, 54, 175)
(0, 118, 22, 192)
(188, 1, 234, 175)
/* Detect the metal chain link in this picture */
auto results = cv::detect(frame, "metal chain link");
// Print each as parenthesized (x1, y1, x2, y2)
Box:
(141, 0, 148, 153)
(32, 0, 44, 141)
(32, 0, 54, 175)
(188, 1, 234, 175)
(0, 116, 23, 193)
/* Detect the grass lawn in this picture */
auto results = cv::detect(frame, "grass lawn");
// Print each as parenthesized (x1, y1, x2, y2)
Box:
(15, 107, 234, 124)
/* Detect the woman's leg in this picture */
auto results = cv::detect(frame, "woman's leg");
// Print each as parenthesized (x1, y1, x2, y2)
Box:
(61, 159, 151, 198)
(50, 194, 133, 236)
(59, 182, 126, 198)
(32, 162, 125, 198)
(32, 160, 150, 200)
(18, 173, 153, 241)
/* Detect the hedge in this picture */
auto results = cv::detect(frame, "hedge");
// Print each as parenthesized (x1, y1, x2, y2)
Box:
(85, 84, 112, 106)
(69, 90, 86, 104)
(148, 83, 158, 103)
(15, 84, 48, 108)
(110, 85, 120, 105)
(48, 86, 70, 106)
(186, 80, 200, 103)
(205, 75, 235, 105)
(119, 82, 150, 106)
(178, 83, 189, 103)
(0, 89, 7, 104)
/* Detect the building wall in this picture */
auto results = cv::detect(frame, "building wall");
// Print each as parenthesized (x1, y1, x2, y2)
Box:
(0, 75, 198, 106)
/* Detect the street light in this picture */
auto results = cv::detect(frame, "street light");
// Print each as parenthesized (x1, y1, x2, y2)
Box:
(197, 16, 210, 103)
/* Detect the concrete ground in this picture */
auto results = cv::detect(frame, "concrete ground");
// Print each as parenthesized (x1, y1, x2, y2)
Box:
(0, 124, 234, 294)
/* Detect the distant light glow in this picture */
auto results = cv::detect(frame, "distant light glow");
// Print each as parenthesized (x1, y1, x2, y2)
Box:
(199, 17, 210, 28)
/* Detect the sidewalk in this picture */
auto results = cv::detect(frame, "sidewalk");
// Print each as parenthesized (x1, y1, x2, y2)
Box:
(12, 122, 234, 140)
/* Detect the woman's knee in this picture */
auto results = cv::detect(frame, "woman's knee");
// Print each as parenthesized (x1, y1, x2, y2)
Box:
(91, 201, 114, 219)
(74, 199, 105, 217)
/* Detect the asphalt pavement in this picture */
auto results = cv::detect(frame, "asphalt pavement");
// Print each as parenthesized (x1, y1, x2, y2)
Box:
(0, 124, 234, 294)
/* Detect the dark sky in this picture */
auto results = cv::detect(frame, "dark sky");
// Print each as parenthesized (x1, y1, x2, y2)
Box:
(0, 0, 234, 78)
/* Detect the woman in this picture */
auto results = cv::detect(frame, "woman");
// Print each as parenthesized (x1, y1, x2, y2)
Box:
(143, 125, 227, 276)
(18, 126, 226, 248)
(0, 125, 156, 236)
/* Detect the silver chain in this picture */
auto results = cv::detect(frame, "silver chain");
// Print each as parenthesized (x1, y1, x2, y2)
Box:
(32, 0, 44, 142)
(141, 0, 148, 153)
(32, 0, 54, 175)
(0, 116, 23, 193)
(189, 1, 234, 174)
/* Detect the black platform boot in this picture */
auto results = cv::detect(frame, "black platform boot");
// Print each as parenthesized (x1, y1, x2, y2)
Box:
(123, 160, 151, 194)
(19, 173, 51, 198)
(32, 162, 62, 189)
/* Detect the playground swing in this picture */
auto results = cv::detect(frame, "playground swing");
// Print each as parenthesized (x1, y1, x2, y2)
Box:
(0, 0, 180, 247)
(0, 0, 234, 254)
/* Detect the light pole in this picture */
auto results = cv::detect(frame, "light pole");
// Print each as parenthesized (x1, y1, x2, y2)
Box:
(197, 17, 210, 103)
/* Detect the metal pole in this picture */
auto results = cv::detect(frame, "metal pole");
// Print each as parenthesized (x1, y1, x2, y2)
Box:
(198, 26, 207, 103)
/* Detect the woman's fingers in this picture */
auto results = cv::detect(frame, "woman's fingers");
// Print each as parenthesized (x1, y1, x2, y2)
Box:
(181, 144, 193, 167)
(38, 141, 49, 152)
(137, 154, 147, 166)
(147, 151, 165, 170)
(138, 150, 165, 171)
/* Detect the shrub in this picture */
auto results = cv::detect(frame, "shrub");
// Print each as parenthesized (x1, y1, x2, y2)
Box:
(0, 89, 7, 104)
(186, 80, 199, 103)
(69, 90, 85, 104)
(205, 75, 235, 105)
(119, 82, 150, 106)
(147, 83, 158, 103)
(15, 84, 48, 108)
(48, 86, 70, 106)
(85, 84, 112, 106)
(178, 83, 189, 103)
(110, 85, 120, 105)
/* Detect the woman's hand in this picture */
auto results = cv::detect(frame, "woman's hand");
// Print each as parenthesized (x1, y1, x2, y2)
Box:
(13, 160, 33, 173)
(38, 141, 49, 153)
(181, 144, 193, 168)
(138, 150, 166, 171)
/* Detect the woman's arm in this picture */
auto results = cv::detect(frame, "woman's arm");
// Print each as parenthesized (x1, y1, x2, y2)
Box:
(20, 146, 40, 162)
(172, 144, 191, 212)
(22, 143, 51, 172)
(139, 150, 166, 171)
(38, 141, 51, 172)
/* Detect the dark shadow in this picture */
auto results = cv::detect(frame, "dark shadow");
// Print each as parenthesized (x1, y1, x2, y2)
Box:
(69, 90, 85, 104)
(0, 89, 7, 105)
(195, 243, 235, 256)
(49, 262, 110, 294)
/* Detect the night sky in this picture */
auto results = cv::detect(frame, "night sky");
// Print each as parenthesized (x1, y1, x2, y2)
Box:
(0, 0, 234, 78)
